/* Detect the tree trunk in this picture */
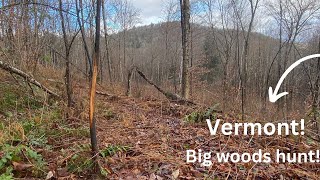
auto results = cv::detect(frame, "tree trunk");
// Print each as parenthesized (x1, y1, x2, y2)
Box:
(59, 0, 73, 108)
(102, 0, 112, 83)
(180, 0, 190, 99)
(126, 67, 134, 96)
(76, 0, 93, 77)
(89, 0, 101, 174)
(240, 0, 259, 120)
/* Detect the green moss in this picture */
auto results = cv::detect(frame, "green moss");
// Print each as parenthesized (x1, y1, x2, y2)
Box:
(102, 109, 116, 119)
(184, 105, 219, 123)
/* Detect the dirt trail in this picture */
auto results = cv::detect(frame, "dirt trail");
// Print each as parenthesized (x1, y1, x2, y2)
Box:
(95, 95, 194, 178)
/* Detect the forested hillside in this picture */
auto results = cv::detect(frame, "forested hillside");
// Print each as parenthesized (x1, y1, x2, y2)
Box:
(0, 0, 320, 179)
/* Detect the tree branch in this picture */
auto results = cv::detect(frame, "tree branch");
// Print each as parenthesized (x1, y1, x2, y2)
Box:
(0, 61, 60, 98)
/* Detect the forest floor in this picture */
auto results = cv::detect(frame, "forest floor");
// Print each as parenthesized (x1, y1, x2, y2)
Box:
(0, 70, 320, 179)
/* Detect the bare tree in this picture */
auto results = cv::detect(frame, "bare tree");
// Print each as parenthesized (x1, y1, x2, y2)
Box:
(58, 0, 79, 108)
(201, 0, 237, 111)
(111, 0, 140, 82)
(231, 0, 260, 120)
(102, 0, 113, 84)
(75, 0, 93, 77)
(161, 0, 179, 92)
(180, 0, 191, 99)
(266, 0, 320, 117)
(89, 0, 101, 173)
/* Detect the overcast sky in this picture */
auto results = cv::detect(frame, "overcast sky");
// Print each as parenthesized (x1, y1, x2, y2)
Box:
(128, 0, 274, 36)
(131, 0, 164, 25)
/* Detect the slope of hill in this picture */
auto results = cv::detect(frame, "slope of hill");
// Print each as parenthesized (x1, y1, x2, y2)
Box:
(0, 65, 319, 179)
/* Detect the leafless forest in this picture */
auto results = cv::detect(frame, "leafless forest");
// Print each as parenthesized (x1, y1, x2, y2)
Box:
(0, 0, 320, 179)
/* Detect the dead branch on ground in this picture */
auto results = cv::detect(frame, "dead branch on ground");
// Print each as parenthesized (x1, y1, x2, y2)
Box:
(134, 68, 196, 105)
(0, 60, 60, 98)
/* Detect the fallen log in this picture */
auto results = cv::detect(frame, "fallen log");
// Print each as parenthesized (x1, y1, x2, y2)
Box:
(96, 90, 120, 101)
(135, 68, 196, 105)
(96, 90, 113, 96)
(0, 60, 60, 98)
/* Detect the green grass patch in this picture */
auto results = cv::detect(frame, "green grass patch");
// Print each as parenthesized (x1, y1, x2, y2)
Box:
(100, 144, 130, 158)
(64, 144, 93, 174)
(0, 83, 43, 116)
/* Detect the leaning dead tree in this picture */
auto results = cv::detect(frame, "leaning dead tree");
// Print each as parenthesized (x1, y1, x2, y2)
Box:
(0, 60, 60, 98)
(128, 67, 196, 105)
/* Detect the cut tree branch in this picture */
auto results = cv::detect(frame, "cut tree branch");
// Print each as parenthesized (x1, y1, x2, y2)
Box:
(0, 60, 60, 98)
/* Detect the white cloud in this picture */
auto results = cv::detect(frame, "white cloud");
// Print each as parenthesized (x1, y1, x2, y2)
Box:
(131, 0, 164, 25)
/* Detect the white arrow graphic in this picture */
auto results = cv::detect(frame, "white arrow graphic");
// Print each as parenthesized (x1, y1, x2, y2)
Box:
(269, 54, 320, 103)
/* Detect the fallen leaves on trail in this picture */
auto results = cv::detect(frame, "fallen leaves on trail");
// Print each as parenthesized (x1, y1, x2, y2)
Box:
(90, 94, 320, 179)
(31, 84, 320, 179)
(172, 169, 180, 179)
(12, 161, 33, 171)
(45, 171, 54, 180)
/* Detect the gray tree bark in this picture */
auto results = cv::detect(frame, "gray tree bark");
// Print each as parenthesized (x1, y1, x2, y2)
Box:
(180, 0, 191, 99)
